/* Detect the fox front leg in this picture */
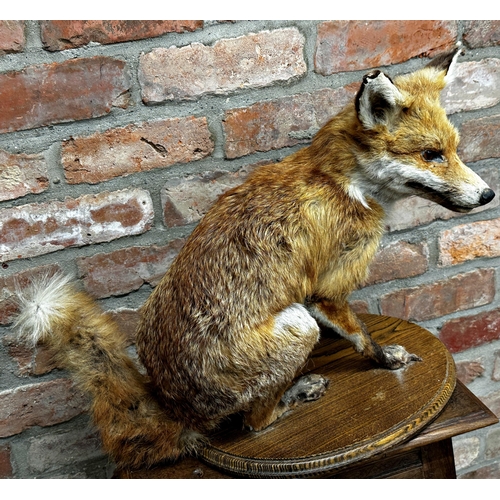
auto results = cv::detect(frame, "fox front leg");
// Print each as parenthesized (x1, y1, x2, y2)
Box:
(307, 299, 421, 369)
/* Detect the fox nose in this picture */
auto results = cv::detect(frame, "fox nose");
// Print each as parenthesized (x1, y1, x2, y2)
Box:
(480, 188, 495, 206)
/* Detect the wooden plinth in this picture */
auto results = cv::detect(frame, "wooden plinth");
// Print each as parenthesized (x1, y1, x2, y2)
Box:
(115, 315, 498, 479)
(200, 314, 456, 478)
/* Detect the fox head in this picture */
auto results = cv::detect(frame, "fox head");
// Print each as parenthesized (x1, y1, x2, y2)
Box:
(351, 46, 495, 212)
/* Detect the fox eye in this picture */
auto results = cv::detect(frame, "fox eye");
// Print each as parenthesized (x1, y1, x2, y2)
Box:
(422, 150, 445, 163)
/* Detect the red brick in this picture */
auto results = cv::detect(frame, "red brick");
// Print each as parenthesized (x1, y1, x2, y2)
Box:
(459, 115, 500, 163)
(40, 20, 203, 51)
(350, 300, 370, 315)
(379, 269, 495, 322)
(455, 360, 485, 385)
(223, 85, 358, 159)
(62, 117, 213, 184)
(314, 21, 457, 75)
(107, 309, 140, 345)
(0, 20, 25, 54)
(0, 379, 88, 438)
(0, 149, 48, 202)
(139, 28, 306, 103)
(0, 188, 153, 262)
(439, 309, 500, 354)
(5, 340, 57, 377)
(459, 462, 500, 479)
(438, 218, 500, 266)
(27, 427, 104, 475)
(162, 165, 259, 227)
(463, 21, 500, 48)
(442, 59, 500, 115)
(364, 241, 428, 286)
(77, 239, 185, 298)
(0, 57, 130, 133)
(0, 444, 13, 478)
(0, 264, 62, 325)
(386, 165, 498, 231)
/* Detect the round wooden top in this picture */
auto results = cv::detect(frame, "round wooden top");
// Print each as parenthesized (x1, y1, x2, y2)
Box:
(199, 314, 456, 478)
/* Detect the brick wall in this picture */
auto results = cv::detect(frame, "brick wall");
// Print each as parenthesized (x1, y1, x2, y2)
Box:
(0, 20, 499, 478)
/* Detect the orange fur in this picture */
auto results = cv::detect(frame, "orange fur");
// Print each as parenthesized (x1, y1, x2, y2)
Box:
(15, 48, 495, 470)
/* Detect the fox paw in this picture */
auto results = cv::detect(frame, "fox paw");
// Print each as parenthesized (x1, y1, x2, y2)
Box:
(381, 344, 422, 370)
(282, 373, 330, 407)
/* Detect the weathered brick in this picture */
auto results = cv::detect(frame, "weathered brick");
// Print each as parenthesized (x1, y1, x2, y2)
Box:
(439, 308, 500, 354)
(27, 426, 104, 475)
(438, 218, 500, 266)
(0, 264, 62, 325)
(386, 196, 449, 232)
(0, 188, 154, 262)
(5, 340, 57, 377)
(386, 165, 498, 231)
(108, 308, 140, 345)
(380, 269, 495, 322)
(482, 388, 500, 418)
(485, 427, 500, 460)
(314, 20, 457, 75)
(350, 300, 370, 315)
(453, 436, 480, 471)
(139, 28, 306, 103)
(162, 165, 257, 227)
(493, 351, 500, 382)
(0, 379, 88, 438)
(77, 239, 185, 298)
(0, 149, 49, 202)
(459, 462, 500, 479)
(459, 114, 500, 163)
(442, 59, 500, 115)
(364, 241, 428, 286)
(455, 360, 485, 385)
(463, 21, 500, 48)
(0, 57, 130, 133)
(0, 20, 25, 54)
(40, 20, 203, 51)
(62, 117, 214, 184)
(0, 444, 13, 478)
(223, 85, 358, 159)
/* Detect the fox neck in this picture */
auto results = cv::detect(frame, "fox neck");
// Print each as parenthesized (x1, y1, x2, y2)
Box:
(308, 106, 402, 213)
(345, 161, 407, 212)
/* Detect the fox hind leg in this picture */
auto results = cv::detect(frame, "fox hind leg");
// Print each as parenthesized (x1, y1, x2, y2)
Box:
(243, 374, 329, 431)
(281, 373, 330, 407)
(242, 304, 328, 431)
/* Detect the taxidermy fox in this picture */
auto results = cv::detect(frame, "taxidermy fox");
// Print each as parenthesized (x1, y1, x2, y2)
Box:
(14, 47, 495, 470)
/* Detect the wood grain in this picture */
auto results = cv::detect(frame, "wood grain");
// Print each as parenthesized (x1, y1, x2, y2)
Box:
(199, 314, 456, 478)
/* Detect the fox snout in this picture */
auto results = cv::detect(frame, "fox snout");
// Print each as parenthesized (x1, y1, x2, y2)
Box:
(414, 173, 496, 213)
(432, 179, 495, 213)
(448, 164, 496, 212)
(453, 186, 496, 213)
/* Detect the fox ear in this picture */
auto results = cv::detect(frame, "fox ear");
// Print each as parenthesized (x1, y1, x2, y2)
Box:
(425, 44, 463, 86)
(355, 70, 403, 129)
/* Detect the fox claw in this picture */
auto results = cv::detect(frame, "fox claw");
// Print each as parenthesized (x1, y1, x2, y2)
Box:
(381, 344, 422, 370)
(282, 373, 330, 407)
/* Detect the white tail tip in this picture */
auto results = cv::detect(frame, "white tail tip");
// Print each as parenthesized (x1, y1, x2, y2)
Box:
(13, 272, 75, 347)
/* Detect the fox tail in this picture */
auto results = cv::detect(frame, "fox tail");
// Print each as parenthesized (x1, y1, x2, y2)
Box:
(14, 272, 205, 470)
